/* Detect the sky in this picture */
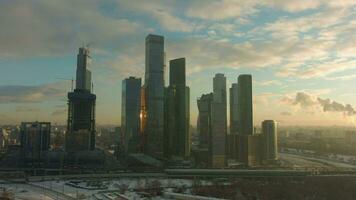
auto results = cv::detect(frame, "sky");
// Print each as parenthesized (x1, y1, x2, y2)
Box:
(0, 0, 355, 126)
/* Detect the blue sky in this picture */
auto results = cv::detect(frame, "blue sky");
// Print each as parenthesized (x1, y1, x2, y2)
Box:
(0, 0, 355, 126)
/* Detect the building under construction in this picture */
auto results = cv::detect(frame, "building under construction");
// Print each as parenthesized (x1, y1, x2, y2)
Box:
(65, 47, 96, 152)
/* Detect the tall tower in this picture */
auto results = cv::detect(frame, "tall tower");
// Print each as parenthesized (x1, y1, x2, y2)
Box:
(76, 47, 92, 91)
(164, 58, 190, 158)
(66, 47, 96, 152)
(237, 74, 253, 135)
(122, 77, 142, 153)
(229, 83, 238, 135)
(144, 34, 165, 157)
(197, 93, 213, 166)
(211, 73, 227, 168)
(197, 93, 213, 149)
(262, 120, 278, 161)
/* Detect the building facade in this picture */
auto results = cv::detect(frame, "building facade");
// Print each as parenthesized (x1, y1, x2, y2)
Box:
(143, 34, 165, 157)
(237, 74, 253, 135)
(20, 122, 51, 164)
(164, 58, 190, 159)
(197, 93, 213, 166)
(122, 77, 142, 153)
(230, 83, 238, 135)
(262, 120, 278, 161)
(211, 73, 227, 168)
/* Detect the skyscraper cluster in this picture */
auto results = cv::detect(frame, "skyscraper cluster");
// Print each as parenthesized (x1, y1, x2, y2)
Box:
(19, 34, 278, 168)
(121, 34, 190, 160)
(197, 74, 278, 167)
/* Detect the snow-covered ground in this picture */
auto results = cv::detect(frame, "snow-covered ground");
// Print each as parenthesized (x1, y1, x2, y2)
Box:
(29, 178, 212, 200)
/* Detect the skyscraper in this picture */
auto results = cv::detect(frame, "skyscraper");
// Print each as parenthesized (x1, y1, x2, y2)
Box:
(20, 122, 51, 163)
(197, 93, 213, 166)
(235, 74, 262, 166)
(262, 120, 278, 161)
(66, 47, 96, 152)
(76, 47, 92, 91)
(122, 77, 142, 153)
(144, 34, 165, 157)
(211, 73, 227, 168)
(164, 58, 190, 158)
(227, 83, 239, 159)
(237, 74, 253, 135)
(229, 83, 238, 135)
(197, 93, 213, 149)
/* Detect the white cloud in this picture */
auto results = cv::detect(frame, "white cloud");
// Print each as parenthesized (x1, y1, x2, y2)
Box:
(0, 0, 143, 57)
(117, 0, 194, 32)
(0, 82, 68, 103)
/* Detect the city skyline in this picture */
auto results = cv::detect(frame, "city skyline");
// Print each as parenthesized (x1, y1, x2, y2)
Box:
(0, 0, 356, 126)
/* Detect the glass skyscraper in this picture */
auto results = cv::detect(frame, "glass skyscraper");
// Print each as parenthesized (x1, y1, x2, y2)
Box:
(211, 73, 227, 168)
(237, 74, 253, 135)
(144, 34, 165, 157)
(164, 58, 190, 158)
(122, 77, 142, 153)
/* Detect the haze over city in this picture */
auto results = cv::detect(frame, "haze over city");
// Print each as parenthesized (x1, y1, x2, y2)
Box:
(1, 0, 355, 126)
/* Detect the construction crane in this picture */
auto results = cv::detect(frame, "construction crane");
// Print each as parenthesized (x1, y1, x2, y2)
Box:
(57, 78, 74, 91)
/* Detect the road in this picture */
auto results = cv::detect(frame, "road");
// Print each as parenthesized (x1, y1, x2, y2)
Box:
(279, 152, 356, 170)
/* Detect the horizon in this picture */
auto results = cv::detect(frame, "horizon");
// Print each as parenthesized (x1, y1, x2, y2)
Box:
(1, 0, 355, 127)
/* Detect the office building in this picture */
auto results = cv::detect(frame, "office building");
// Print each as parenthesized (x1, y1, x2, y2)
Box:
(237, 134, 263, 166)
(227, 83, 239, 159)
(230, 83, 238, 135)
(122, 77, 142, 153)
(237, 74, 253, 135)
(211, 73, 227, 168)
(197, 93, 213, 149)
(143, 34, 165, 157)
(262, 120, 278, 161)
(20, 122, 50, 162)
(197, 93, 213, 166)
(66, 47, 96, 152)
(164, 58, 190, 158)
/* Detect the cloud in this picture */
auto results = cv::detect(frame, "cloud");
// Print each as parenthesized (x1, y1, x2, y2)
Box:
(318, 98, 356, 115)
(283, 91, 356, 115)
(325, 74, 356, 81)
(186, 0, 356, 21)
(117, 0, 194, 32)
(256, 80, 282, 86)
(51, 108, 67, 116)
(186, 0, 259, 20)
(0, 0, 143, 57)
(15, 106, 40, 112)
(0, 82, 67, 103)
(280, 111, 292, 116)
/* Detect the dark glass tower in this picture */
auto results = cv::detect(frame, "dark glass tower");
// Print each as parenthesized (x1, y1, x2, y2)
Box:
(197, 93, 213, 149)
(211, 73, 227, 168)
(237, 74, 253, 135)
(164, 58, 190, 158)
(122, 77, 142, 153)
(66, 47, 96, 152)
(229, 83, 238, 135)
(20, 122, 51, 166)
(197, 93, 213, 165)
(144, 34, 165, 157)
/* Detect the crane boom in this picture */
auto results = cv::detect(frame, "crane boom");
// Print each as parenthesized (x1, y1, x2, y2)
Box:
(57, 77, 74, 91)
